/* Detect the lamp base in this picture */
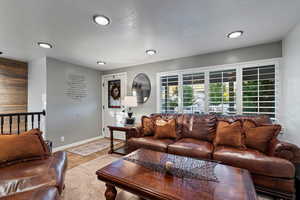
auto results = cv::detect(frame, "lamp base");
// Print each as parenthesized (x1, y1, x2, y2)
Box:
(125, 117, 135, 125)
(128, 112, 133, 118)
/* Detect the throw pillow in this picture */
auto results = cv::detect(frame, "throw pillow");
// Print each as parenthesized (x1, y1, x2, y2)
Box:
(141, 116, 155, 136)
(214, 120, 245, 148)
(21, 128, 43, 135)
(243, 119, 281, 153)
(154, 118, 177, 139)
(0, 131, 50, 167)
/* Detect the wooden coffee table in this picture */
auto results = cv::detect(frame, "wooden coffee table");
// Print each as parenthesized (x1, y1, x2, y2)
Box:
(96, 149, 257, 200)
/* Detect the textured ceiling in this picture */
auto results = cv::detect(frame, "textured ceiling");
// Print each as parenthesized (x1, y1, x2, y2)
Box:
(0, 0, 300, 71)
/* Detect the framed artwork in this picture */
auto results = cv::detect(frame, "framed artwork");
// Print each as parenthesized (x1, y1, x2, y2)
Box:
(108, 79, 121, 108)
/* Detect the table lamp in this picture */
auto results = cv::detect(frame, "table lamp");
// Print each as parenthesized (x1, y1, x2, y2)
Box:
(122, 96, 138, 124)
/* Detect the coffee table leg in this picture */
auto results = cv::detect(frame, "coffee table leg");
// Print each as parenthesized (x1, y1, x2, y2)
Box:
(105, 183, 117, 200)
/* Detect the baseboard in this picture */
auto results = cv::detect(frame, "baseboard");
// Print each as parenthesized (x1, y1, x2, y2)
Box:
(53, 136, 104, 152)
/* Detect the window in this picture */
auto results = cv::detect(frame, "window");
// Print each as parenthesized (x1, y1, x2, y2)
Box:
(242, 65, 276, 118)
(160, 75, 179, 113)
(157, 59, 279, 118)
(182, 72, 205, 114)
(209, 69, 236, 115)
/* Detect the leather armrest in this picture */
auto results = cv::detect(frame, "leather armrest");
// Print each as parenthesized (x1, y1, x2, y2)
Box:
(130, 125, 144, 138)
(268, 139, 300, 164)
(51, 151, 68, 194)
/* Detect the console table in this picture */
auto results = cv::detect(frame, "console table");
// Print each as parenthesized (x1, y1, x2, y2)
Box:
(107, 124, 137, 155)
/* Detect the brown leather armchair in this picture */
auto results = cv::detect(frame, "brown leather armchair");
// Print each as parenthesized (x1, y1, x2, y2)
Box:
(0, 151, 67, 200)
(128, 113, 300, 200)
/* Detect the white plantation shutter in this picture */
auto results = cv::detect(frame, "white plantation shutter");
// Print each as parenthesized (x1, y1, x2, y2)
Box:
(158, 59, 279, 116)
(160, 75, 179, 113)
(208, 69, 236, 115)
(242, 65, 276, 119)
(182, 72, 205, 114)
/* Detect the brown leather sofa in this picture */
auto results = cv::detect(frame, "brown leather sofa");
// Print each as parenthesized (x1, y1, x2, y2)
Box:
(128, 113, 300, 199)
(0, 151, 67, 200)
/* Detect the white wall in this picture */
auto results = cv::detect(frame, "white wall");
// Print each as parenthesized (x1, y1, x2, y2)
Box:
(28, 57, 47, 133)
(281, 22, 300, 146)
(46, 58, 102, 148)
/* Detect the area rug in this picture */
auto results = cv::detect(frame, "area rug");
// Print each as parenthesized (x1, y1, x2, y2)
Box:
(67, 140, 120, 156)
(62, 154, 140, 200)
(62, 154, 273, 200)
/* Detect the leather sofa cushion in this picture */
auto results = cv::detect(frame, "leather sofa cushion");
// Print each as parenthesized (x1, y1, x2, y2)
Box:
(167, 138, 213, 159)
(128, 136, 174, 152)
(0, 151, 67, 197)
(213, 146, 295, 178)
(179, 114, 216, 142)
(0, 186, 59, 200)
(0, 131, 50, 167)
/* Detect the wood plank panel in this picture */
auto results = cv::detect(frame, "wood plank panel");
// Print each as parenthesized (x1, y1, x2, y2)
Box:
(0, 57, 27, 133)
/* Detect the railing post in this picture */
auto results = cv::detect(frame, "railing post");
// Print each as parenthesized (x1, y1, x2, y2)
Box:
(31, 114, 34, 129)
(17, 115, 20, 134)
(38, 114, 41, 129)
(1, 116, 3, 134)
(25, 115, 28, 131)
(9, 116, 12, 133)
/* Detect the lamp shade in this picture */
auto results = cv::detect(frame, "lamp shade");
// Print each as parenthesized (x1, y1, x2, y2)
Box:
(122, 96, 138, 107)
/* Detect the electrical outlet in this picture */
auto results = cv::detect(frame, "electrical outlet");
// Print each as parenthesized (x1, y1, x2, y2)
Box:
(60, 136, 65, 142)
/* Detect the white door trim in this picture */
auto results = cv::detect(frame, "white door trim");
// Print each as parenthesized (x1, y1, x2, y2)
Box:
(101, 72, 127, 137)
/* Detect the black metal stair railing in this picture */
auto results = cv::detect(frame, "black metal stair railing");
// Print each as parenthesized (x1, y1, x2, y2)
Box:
(0, 110, 46, 134)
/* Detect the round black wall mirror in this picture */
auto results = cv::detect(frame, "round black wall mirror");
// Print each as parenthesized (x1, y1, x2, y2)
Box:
(132, 73, 151, 104)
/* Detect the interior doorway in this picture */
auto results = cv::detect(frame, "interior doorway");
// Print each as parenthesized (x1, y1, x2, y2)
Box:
(102, 72, 127, 139)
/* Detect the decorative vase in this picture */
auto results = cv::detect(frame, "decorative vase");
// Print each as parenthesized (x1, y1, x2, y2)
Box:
(165, 161, 174, 175)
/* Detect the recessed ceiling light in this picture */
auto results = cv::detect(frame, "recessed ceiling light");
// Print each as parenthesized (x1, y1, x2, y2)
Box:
(97, 61, 106, 65)
(37, 42, 53, 49)
(93, 15, 110, 26)
(146, 49, 157, 55)
(227, 31, 244, 39)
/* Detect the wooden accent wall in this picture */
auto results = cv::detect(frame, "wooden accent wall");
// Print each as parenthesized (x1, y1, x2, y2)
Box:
(0, 58, 27, 114)
(0, 58, 28, 133)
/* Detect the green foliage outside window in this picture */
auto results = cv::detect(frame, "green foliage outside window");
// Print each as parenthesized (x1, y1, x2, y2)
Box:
(183, 85, 195, 107)
(209, 83, 226, 104)
(243, 80, 258, 107)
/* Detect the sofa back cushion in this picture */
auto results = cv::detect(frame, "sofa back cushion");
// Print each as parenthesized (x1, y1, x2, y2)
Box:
(150, 113, 217, 141)
(217, 115, 272, 125)
(0, 130, 50, 167)
(214, 120, 245, 148)
(179, 114, 216, 142)
(243, 120, 281, 153)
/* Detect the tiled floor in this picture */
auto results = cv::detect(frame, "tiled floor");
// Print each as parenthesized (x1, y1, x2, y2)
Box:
(62, 139, 273, 200)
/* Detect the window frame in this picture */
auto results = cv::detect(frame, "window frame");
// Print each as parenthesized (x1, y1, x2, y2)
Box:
(156, 58, 280, 121)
